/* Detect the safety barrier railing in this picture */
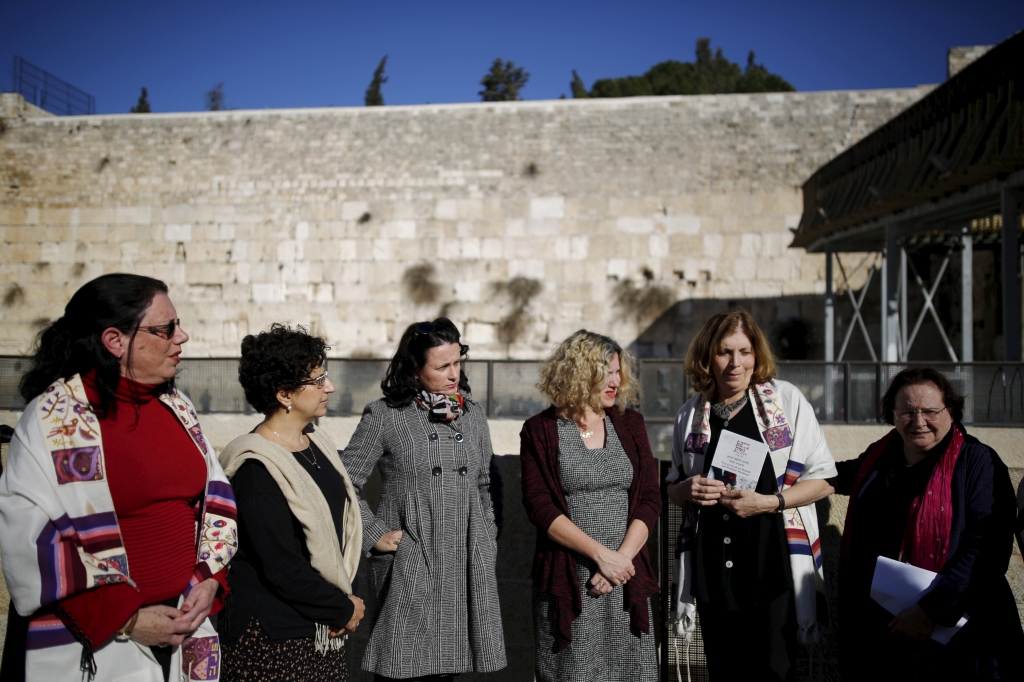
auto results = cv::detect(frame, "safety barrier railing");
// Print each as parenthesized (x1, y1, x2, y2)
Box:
(0, 358, 1021, 426)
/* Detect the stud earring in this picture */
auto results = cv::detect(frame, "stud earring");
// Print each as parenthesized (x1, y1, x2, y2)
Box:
(286, 405, 291, 413)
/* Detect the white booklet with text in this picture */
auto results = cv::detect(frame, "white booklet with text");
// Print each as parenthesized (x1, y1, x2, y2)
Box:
(708, 430, 768, 491)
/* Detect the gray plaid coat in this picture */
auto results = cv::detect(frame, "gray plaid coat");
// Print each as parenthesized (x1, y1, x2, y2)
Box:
(341, 398, 507, 677)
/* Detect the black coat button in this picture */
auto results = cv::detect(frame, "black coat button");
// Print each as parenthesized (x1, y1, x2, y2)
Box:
(429, 433, 439, 441)
(454, 433, 464, 442)
(458, 466, 468, 476)
(432, 467, 442, 476)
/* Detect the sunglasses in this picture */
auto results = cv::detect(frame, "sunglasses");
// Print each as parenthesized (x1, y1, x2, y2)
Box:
(139, 318, 181, 340)
(300, 370, 329, 388)
(414, 321, 437, 335)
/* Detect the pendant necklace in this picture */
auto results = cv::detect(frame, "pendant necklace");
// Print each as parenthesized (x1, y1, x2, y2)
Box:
(267, 426, 321, 470)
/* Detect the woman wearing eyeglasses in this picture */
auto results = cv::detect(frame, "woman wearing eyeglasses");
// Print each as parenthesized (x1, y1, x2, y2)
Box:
(341, 318, 506, 681)
(834, 367, 1023, 680)
(218, 324, 364, 681)
(0, 274, 236, 682)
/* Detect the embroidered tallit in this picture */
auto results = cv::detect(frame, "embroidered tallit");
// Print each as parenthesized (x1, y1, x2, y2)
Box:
(0, 374, 237, 682)
(218, 427, 362, 653)
(668, 379, 837, 644)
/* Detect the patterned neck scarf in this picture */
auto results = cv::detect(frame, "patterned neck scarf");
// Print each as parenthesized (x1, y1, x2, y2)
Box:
(415, 390, 465, 422)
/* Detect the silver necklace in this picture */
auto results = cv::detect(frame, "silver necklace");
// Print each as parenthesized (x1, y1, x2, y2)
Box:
(267, 426, 320, 470)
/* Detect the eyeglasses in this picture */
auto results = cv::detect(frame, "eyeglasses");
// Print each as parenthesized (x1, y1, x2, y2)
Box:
(139, 318, 181, 340)
(894, 407, 947, 422)
(300, 370, 329, 388)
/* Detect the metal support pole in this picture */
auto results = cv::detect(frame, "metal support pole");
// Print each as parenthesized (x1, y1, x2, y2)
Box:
(825, 250, 835, 362)
(961, 226, 974, 362)
(1002, 189, 1021, 361)
(882, 226, 900, 362)
(899, 247, 908, 361)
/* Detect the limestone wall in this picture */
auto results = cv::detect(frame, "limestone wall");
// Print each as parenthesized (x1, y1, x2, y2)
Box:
(0, 89, 929, 359)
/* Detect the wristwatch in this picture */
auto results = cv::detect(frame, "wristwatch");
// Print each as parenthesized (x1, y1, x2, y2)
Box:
(115, 611, 139, 642)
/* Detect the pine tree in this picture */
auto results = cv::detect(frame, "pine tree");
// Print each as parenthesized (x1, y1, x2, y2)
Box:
(205, 83, 225, 111)
(365, 56, 388, 106)
(130, 87, 151, 113)
(479, 58, 529, 102)
(570, 70, 588, 98)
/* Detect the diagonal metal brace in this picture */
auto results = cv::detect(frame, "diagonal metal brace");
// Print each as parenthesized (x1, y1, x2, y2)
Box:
(905, 247, 958, 361)
(836, 255, 878, 362)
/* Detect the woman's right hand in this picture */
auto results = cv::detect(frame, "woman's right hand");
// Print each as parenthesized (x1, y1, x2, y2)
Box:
(667, 475, 726, 507)
(593, 547, 635, 586)
(341, 595, 366, 635)
(129, 605, 194, 647)
(373, 529, 404, 553)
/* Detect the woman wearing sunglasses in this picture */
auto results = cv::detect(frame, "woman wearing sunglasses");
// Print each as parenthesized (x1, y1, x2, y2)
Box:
(342, 318, 506, 681)
(834, 367, 1023, 680)
(0, 273, 236, 681)
(218, 324, 364, 681)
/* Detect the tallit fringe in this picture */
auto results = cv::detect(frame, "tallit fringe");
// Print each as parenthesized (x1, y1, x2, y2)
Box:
(314, 623, 346, 656)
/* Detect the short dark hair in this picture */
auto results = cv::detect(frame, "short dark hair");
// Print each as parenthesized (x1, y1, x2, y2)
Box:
(880, 367, 965, 425)
(238, 324, 329, 415)
(19, 273, 170, 416)
(381, 318, 470, 408)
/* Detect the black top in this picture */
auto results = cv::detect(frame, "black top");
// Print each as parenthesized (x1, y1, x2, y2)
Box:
(833, 430, 947, 636)
(693, 400, 792, 609)
(222, 441, 355, 642)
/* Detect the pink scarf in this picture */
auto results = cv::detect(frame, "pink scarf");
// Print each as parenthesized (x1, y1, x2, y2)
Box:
(840, 424, 964, 573)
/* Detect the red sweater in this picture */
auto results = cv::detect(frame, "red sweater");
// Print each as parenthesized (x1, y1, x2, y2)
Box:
(56, 373, 227, 647)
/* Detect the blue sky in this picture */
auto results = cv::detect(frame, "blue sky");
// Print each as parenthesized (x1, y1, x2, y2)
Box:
(2, 0, 1022, 114)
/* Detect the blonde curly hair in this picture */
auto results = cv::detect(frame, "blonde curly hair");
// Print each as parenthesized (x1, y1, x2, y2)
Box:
(536, 330, 641, 417)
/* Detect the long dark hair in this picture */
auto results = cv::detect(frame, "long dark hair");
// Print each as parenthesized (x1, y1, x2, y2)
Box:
(381, 317, 471, 408)
(19, 273, 172, 416)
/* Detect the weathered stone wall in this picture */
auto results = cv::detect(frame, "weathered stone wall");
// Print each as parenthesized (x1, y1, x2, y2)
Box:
(0, 89, 929, 359)
(947, 45, 993, 79)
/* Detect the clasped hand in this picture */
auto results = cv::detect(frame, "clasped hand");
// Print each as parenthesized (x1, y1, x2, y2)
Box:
(667, 476, 773, 518)
(129, 577, 220, 647)
(586, 548, 635, 597)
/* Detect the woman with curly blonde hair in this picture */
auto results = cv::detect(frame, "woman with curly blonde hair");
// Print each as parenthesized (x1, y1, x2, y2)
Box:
(520, 330, 660, 681)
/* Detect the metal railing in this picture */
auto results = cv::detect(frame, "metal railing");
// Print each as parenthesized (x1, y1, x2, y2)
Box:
(1, 358, 1021, 426)
(11, 56, 96, 116)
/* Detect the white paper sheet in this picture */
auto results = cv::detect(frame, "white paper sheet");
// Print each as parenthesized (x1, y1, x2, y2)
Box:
(708, 430, 768, 491)
(869, 555, 968, 645)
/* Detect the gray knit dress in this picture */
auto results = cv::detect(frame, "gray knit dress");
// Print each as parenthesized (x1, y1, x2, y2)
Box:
(533, 417, 658, 682)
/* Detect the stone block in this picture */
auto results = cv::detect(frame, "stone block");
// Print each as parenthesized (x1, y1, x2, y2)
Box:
(529, 196, 564, 219)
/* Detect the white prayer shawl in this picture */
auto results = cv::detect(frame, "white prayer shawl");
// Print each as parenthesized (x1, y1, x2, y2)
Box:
(667, 379, 837, 645)
(0, 375, 238, 682)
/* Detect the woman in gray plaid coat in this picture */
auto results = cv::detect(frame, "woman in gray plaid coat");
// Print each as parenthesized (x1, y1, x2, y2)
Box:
(342, 318, 507, 681)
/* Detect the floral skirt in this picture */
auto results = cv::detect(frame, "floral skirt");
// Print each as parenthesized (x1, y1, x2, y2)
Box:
(220, 617, 348, 682)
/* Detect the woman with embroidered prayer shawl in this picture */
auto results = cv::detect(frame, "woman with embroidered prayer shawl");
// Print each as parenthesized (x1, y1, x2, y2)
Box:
(218, 324, 364, 681)
(834, 368, 1024, 680)
(341, 318, 506, 681)
(520, 330, 660, 682)
(666, 309, 836, 682)
(0, 273, 237, 682)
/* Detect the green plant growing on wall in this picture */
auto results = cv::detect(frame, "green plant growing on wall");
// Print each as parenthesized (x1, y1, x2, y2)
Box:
(479, 59, 529, 102)
(493, 277, 543, 344)
(403, 264, 441, 304)
(613, 276, 675, 323)
(365, 56, 388, 106)
(3, 284, 24, 307)
(130, 87, 151, 113)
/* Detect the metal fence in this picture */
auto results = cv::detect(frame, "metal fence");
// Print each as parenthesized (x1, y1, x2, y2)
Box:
(11, 56, 96, 116)
(1, 357, 1022, 427)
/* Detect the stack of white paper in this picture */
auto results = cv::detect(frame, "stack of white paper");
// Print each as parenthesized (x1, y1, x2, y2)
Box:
(869, 555, 968, 645)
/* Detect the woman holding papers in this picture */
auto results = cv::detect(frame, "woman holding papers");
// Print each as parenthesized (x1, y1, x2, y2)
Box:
(834, 367, 1023, 680)
(520, 330, 660, 681)
(666, 310, 836, 682)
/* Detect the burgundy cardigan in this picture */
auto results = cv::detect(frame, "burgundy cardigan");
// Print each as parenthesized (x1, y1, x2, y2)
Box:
(520, 405, 661, 652)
